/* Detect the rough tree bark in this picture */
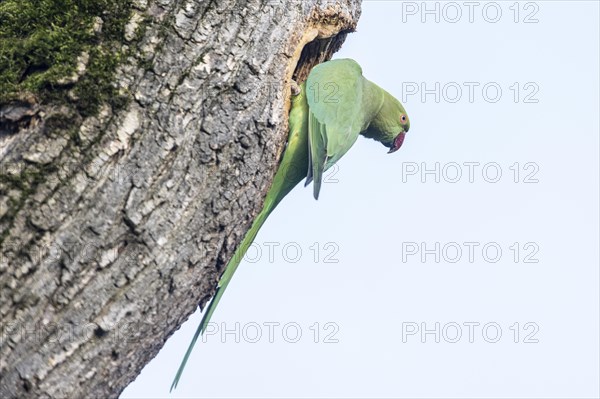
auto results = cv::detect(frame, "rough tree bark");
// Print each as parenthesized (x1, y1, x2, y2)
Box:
(0, 0, 361, 397)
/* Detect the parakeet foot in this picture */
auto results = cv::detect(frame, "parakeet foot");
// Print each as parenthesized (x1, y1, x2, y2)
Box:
(291, 80, 301, 96)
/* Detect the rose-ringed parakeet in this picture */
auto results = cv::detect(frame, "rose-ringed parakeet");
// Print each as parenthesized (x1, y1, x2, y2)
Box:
(171, 58, 410, 390)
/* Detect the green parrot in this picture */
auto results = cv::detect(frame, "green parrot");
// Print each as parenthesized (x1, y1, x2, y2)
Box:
(171, 58, 410, 390)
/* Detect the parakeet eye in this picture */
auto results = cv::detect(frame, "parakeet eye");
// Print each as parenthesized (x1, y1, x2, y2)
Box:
(400, 114, 408, 124)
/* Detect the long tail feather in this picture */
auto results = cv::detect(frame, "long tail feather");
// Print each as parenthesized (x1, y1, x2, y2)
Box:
(170, 209, 270, 391)
(170, 285, 224, 391)
(171, 83, 309, 391)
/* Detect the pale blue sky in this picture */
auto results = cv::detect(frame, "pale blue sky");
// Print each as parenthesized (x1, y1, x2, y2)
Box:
(123, 1, 600, 397)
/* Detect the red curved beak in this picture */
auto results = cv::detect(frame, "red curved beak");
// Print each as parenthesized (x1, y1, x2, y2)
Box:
(387, 132, 406, 154)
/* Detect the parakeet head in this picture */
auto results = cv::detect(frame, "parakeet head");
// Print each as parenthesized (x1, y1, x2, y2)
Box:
(363, 90, 410, 154)
(386, 108, 410, 154)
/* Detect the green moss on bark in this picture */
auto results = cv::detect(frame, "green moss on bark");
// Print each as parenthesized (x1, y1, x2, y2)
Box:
(0, 1, 137, 243)
(0, 0, 132, 115)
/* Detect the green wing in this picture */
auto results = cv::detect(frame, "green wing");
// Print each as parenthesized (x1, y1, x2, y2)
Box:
(305, 59, 367, 199)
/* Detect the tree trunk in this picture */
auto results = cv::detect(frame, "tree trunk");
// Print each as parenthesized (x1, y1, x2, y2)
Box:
(0, 0, 361, 397)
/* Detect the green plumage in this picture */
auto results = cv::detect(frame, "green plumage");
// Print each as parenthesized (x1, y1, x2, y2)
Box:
(171, 59, 410, 390)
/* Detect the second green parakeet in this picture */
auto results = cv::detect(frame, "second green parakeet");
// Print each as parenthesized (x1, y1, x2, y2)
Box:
(171, 58, 410, 390)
